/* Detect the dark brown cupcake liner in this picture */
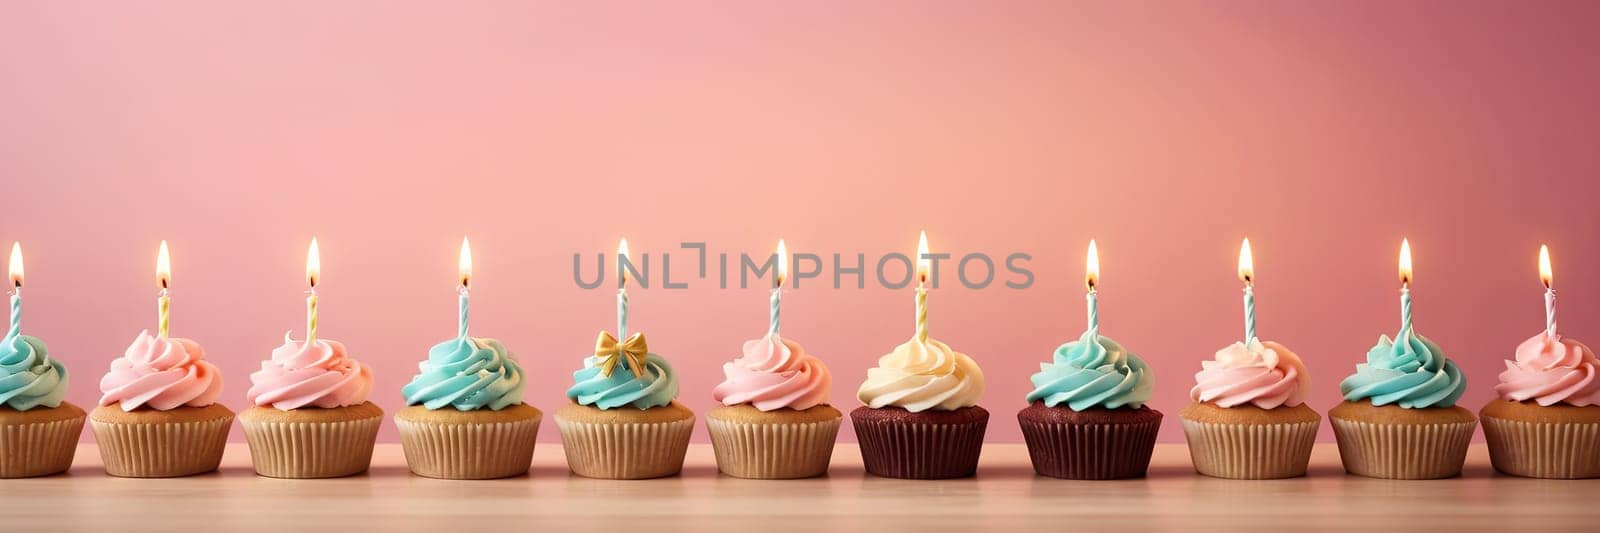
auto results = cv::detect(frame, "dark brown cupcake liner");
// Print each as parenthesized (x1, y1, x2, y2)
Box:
(1018, 404, 1162, 480)
(851, 405, 988, 479)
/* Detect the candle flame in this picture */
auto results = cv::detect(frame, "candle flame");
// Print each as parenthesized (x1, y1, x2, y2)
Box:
(1237, 238, 1254, 284)
(1085, 239, 1099, 291)
(1539, 244, 1552, 289)
(617, 238, 630, 289)
(157, 240, 171, 289)
(1398, 238, 1412, 287)
(306, 237, 321, 288)
(776, 239, 789, 287)
(8, 242, 21, 288)
(458, 237, 472, 287)
(916, 230, 930, 285)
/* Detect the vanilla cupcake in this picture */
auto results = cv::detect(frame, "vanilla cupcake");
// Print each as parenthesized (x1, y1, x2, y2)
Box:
(1482, 333, 1600, 478)
(0, 330, 83, 478)
(708, 333, 838, 479)
(1180, 339, 1319, 479)
(396, 336, 539, 479)
(854, 337, 987, 479)
(240, 333, 380, 478)
(1333, 332, 1472, 479)
(556, 331, 693, 479)
(90, 330, 231, 477)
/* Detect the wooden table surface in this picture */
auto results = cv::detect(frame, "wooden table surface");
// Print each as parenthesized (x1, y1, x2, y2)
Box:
(5, 443, 1594, 532)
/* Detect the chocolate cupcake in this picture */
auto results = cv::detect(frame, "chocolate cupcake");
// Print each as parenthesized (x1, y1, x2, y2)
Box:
(854, 336, 987, 479)
(1020, 330, 1160, 479)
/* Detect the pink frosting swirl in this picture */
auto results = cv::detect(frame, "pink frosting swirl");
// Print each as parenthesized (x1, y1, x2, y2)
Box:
(247, 332, 374, 410)
(712, 333, 832, 411)
(1191, 339, 1310, 409)
(99, 330, 224, 411)
(1494, 333, 1600, 407)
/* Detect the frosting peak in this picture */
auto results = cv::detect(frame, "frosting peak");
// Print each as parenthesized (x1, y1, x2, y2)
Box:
(0, 333, 68, 411)
(1494, 333, 1600, 407)
(857, 337, 984, 412)
(713, 333, 832, 411)
(247, 332, 373, 410)
(1191, 339, 1309, 409)
(1026, 329, 1152, 411)
(1340, 332, 1466, 408)
(566, 332, 679, 410)
(402, 336, 526, 411)
(98, 330, 222, 411)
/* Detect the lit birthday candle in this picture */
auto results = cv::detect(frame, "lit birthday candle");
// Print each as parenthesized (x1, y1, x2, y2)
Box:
(306, 238, 320, 343)
(1086, 239, 1099, 332)
(1398, 239, 1413, 339)
(8, 243, 21, 338)
(915, 230, 930, 343)
(1238, 238, 1256, 342)
(1540, 244, 1556, 338)
(157, 241, 172, 339)
(458, 237, 471, 338)
(616, 238, 630, 338)
(770, 239, 787, 335)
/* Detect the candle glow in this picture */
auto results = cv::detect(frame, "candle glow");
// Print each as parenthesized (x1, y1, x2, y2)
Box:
(8, 242, 21, 289)
(459, 237, 473, 288)
(1399, 238, 1413, 287)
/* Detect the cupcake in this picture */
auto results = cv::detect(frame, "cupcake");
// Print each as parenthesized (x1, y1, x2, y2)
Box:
(90, 330, 231, 477)
(240, 333, 380, 478)
(854, 337, 987, 479)
(556, 331, 693, 479)
(1482, 333, 1600, 478)
(0, 329, 84, 478)
(395, 336, 539, 479)
(708, 332, 838, 479)
(1333, 332, 1472, 479)
(1180, 339, 1319, 479)
(1020, 329, 1159, 479)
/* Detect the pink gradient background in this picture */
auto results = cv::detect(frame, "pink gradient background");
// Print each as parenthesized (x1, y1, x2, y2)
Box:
(2, 1, 1598, 443)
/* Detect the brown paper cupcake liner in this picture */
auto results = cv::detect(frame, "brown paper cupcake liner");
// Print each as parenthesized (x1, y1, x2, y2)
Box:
(852, 408, 989, 479)
(1019, 412, 1162, 480)
(1180, 418, 1318, 479)
(555, 415, 695, 479)
(90, 415, 233, 477)
(240, 415, 383, 478)
(0, 415, 86, 478)
(1330, 418, 1474, 479)
(706, 416, 841, 479)
(394, 414, 542, 479)
(1482, 416, 1600, 479)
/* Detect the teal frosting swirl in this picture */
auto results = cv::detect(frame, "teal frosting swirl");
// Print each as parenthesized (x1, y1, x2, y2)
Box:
(1025, 329, 1153, 411)
(402, 337, 525, 411)
(566, 352, 678, 410)
(0, 334, 68, 411)
(1340, 333, 1466, 408)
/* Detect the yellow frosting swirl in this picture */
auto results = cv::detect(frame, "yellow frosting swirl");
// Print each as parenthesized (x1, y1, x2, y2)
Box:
(857, 337, 984, 412)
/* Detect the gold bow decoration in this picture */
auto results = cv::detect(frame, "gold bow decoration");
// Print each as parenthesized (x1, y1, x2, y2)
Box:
(594, 331, 649, 378)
